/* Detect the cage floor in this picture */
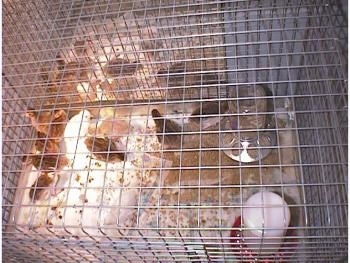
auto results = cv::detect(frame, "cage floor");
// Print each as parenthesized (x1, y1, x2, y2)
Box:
(8, 100, 304, 256)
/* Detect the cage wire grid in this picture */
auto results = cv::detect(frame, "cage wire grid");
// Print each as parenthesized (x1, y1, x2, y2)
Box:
(2, 0, 348, 262)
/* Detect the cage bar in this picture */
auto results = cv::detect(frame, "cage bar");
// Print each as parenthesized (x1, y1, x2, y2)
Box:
(2, 0, 348, 262)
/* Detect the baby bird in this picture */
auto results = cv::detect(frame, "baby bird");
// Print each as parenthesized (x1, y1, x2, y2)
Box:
(25, 108, 67, 142)
(46, 54, 92, 104)
(151, 109, 220, 150)
(34, 131, 61, 153)
(84, 136, 125, 163)
(29, 172, 55, 201)
(64, 110, 93, 169)
(151, 109, 182, 149)
(103, 58, 142, 77)
(189, 101, 229, 130)
(22, 128, 67, 179)
(152, 106, 232, 151)
(55, 54, 90, 79)
(25, 153, 69, 172)
(22, 131, 62, 166)
(190, 101, 229, 121)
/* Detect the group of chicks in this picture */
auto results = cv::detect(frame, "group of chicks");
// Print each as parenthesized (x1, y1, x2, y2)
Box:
(23, 100, 223, 201)
(24, 108, 128, 201)
(42, 39, 143, 104)
(23, 88, 272, 201)
(24, 109, 69, 200)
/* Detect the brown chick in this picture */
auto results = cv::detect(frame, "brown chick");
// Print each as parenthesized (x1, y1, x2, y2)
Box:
(35, 131, 61, 153)
(84, 136, 125, 163)
(72, 39, 95, 61)
(73, 39, 90, 58)
(191, 101, 228, 117)
(25, 108, 67, 141)
(189, 101, 229, 125)
(56, 54, 90, 76)
(29, 172, 54, 201)
(47, 54, 92, 104)
(26, 153, 69, 172)
(103, 58, 142, 77)
(151, 109, 182, 149)
(151, 109, 220, 150)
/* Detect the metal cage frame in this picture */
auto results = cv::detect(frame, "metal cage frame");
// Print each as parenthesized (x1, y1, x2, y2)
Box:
(2, 0, 348, 262)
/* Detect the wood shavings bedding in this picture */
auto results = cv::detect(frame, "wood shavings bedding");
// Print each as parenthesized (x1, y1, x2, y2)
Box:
(135, 107, 304, 250)
(10, 109, 170, 240)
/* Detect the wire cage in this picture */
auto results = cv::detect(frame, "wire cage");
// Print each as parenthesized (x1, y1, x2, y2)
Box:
(2, 0, 348, 262)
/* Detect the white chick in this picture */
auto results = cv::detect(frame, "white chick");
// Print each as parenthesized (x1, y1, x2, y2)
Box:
(64, 110, 92, 170)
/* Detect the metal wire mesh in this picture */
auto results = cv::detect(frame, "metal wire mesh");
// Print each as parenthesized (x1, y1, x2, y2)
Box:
(2, 0, 348, 262)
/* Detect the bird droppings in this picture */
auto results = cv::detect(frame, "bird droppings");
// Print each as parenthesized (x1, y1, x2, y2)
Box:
(75, 174, 81, 182)
(16, 111, 169, 240)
